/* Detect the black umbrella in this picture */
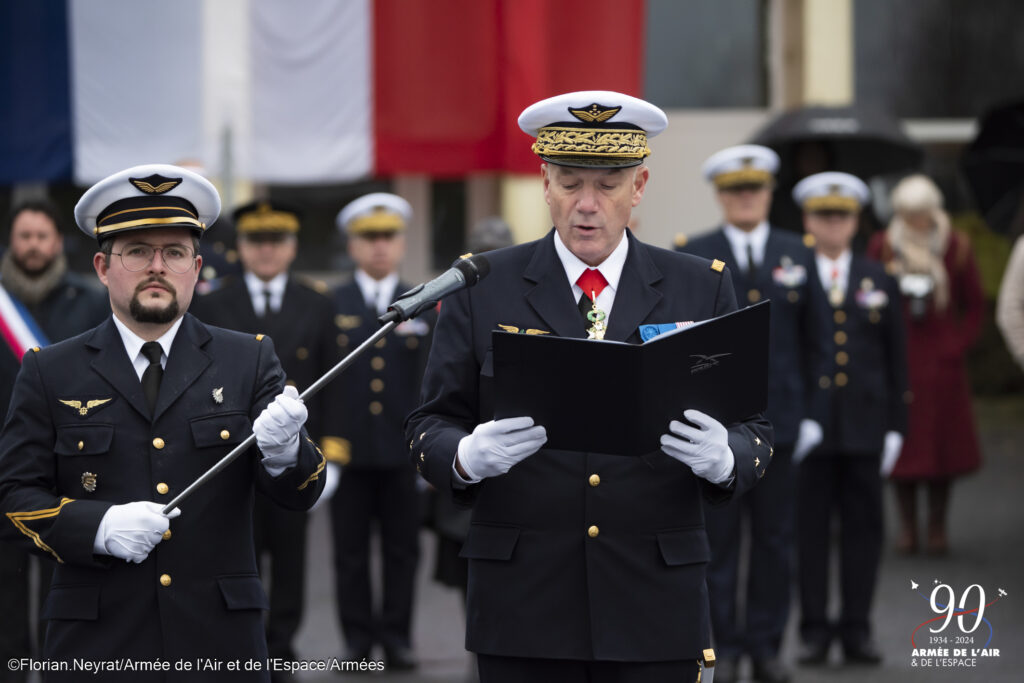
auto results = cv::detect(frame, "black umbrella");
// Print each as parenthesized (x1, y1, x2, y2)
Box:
(962, 99, 1024, 235)
(750, 105, 923, 181)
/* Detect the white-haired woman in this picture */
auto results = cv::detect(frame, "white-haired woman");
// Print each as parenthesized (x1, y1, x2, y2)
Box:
(867, 175, 984, 555)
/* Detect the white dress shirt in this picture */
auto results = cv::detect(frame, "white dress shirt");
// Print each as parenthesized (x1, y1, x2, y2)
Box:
(815, 249, 853, 301)
(244, 271, 288, 316)
(552, 229, 629, 318)
(111, 314, 182, 380)
(354, 269, 399, 315)
(723, 221, 769, 273)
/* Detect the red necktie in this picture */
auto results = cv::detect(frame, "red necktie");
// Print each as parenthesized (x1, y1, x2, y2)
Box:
(576, 268, 608, 303)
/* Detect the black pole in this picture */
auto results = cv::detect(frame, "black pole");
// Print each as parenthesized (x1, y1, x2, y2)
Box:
(162, 319, 399, 514)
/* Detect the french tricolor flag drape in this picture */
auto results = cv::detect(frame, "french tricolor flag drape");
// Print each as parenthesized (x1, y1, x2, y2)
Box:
(1, 0, 644, 186)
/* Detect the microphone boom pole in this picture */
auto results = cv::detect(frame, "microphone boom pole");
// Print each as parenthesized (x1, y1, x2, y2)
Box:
(161, 254, 490, 515)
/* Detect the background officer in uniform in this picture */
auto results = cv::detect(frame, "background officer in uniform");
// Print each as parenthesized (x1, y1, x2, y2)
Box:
(407, 91, 773, 683)
(189, 200, 341, 679)
(676, 144, 829, 683)
(0, 164, 325, 682)
(793, 172, 907, 667)
(0, 199, 109, 681)
(329, 193, 433, 670)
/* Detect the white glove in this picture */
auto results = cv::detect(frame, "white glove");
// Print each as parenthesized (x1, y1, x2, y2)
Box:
(309, 462, 341, 512)
(255, 385, 308, 476)
(94, 502, 181, 564)
(660, 409, 735, 484)
(456, 417, 547, 483)
(880, 431, 904, 477)
(792, 419, 824, 464)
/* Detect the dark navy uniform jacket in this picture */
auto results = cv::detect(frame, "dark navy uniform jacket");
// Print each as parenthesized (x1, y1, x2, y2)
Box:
(679, 227, 830, 444)
(406, 229, 773, 662)
(813, 256, 909, 453)
(332, 280, 434, 469)
(190, 275, 341, 448)
(0, 313, 325, 681)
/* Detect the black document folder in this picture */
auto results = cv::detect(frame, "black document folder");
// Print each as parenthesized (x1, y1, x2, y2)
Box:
(492, 301, 769, 456)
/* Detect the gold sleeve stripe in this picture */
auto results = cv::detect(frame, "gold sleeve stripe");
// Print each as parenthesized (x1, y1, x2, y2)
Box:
(297, 453, 327, 491)
(5, 497, 76, 564)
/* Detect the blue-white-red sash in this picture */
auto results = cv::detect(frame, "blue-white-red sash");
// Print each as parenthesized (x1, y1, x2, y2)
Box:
(0, 283, 50, 361)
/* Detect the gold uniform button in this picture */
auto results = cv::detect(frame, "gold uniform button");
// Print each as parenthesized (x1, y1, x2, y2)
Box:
(406, 337, 419, 349)
(588, 474, 601, 487)
(835, 372, 849, 387)
(834, 331, 847, 345)
(159, 574, 172, 587)
(156, 482, 169, 495)
(369, 401, 383, 415)
(375, 338, 387, 349)
(152, 438, 165, 449)
(834, 310, 847, 324)
(587, 525, 600, 538)
(337, 333, 349, 347)
(162, 529, 172, 541)
(836, 351, 849, 366)
(296, 347, 309, 360)
(220, 430, 230, 440)
(370, 379, 384, 393)
(371, 356, 385, 371)
(819, 375, 831, 389)
(747, 289, 760, 303)
(77, 440, 84, 451)
(787, 290, 799, 303)
(869, 310, 881, 324)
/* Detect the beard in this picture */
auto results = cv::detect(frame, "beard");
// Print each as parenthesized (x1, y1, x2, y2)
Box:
(129, 278, 180, 324)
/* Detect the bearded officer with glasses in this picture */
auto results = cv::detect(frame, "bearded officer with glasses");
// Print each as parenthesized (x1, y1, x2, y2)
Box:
(0, 164, 325, 681)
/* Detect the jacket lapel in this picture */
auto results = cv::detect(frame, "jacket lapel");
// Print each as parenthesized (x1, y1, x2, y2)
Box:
(87, 318, 151, 422)
(605, 232, 663, 342)
(523, 232, 588, 339)
(153, 314, 212, 421)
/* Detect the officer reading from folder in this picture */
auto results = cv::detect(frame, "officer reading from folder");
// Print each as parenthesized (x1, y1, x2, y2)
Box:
(406, 91, 773, 683)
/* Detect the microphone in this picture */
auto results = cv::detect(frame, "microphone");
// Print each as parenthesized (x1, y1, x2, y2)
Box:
(378, 254, 491, 323)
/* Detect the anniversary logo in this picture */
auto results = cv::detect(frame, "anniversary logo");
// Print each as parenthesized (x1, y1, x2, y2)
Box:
(908, 579, 1007, 670)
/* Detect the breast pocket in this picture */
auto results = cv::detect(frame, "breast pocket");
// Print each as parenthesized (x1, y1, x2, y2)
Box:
(656, 527, 710, 567)
(189, 412, 252, 449)
(217, 574, 269, 611)
(54, 424, 114, 456)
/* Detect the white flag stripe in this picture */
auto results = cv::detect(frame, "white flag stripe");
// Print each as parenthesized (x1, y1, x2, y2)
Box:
(69, 0, 204, 184)
(249, 0, 372, 183)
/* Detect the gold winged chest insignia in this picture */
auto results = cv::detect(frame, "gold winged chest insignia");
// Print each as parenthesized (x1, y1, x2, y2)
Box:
(59, 398, 112, 417)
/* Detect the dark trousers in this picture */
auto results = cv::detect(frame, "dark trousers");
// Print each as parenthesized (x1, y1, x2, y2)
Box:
(477, 654, 700, 683)
(0, 543, 52, 683)
(253, 495, 309, 660)
(705, 444, 795, 660)
(330, 466, 420, 652)
(796, 450, 882, 647)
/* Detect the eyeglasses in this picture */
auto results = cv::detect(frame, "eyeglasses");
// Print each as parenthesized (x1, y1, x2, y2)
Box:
(111, 244, 196, 274)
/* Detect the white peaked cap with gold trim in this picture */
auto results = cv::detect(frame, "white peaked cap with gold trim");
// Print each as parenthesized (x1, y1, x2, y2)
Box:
(702, 144, 780, 188)
(518, 90, 668, 168)
(793, 171, 870, 212)
(74, 163, 220, 241)
(337, 192, 412, 235)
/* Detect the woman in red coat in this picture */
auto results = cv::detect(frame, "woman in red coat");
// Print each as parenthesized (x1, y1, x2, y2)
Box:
(867, 174, 984, 555)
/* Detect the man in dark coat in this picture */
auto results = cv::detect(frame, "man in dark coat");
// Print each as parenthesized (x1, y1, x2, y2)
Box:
(0, 164, 325, 682)
(0, 199, 110, 681)
(189, 200, 341, 678)
(676, 144, 830, 683)
(792, 172, 908, 666)
(406, 91, 773, 683)
(329, 192, 434, 670)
